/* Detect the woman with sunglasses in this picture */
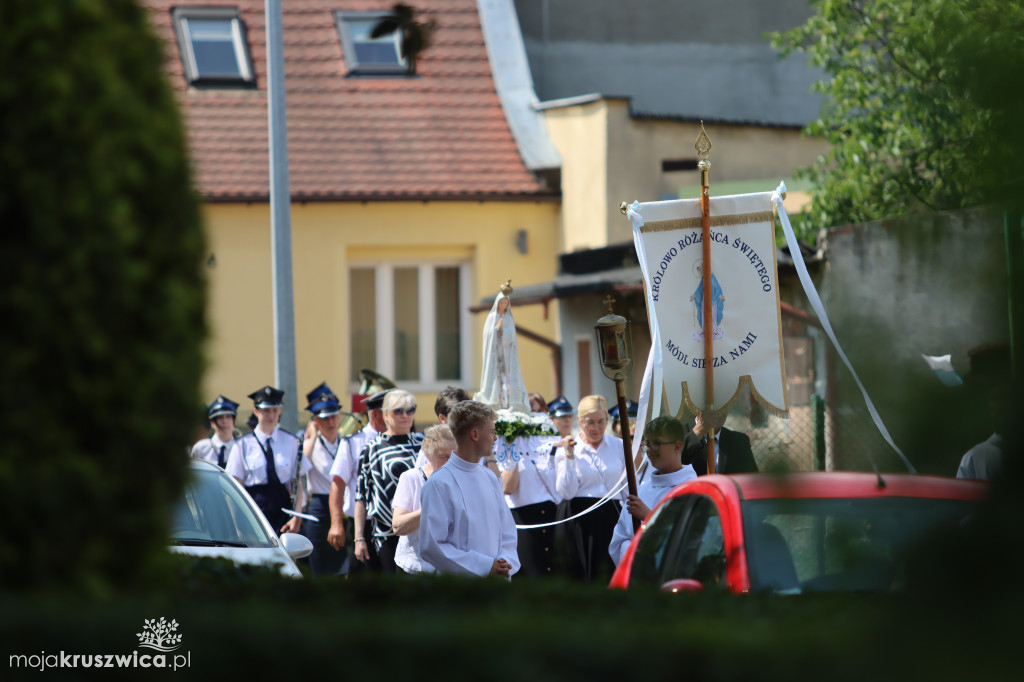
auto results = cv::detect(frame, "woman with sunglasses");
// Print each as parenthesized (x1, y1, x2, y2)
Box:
(554, 394, 625, 582)
(354, 389, 423, 573)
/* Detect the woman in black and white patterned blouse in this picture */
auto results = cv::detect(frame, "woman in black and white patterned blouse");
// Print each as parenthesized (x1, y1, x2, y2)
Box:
(353, 389, 423, 573)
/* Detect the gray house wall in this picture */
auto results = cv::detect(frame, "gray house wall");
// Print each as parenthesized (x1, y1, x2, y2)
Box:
(819, 209, 1010, 474)
(514, 0, 823, 126)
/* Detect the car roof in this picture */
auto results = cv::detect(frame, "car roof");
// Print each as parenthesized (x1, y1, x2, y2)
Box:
(701, 472, 988, 504)
(189, 458, 222, 472)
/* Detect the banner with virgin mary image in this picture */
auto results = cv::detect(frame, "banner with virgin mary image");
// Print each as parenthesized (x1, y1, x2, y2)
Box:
(626, 191, 789, 419)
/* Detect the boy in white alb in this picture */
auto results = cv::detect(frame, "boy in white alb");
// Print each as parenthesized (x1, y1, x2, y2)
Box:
(419, 401, 520, 577)
(609, 416, 696, 566)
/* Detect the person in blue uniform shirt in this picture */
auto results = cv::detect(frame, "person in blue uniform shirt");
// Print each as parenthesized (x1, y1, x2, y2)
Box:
(328, 388, 392, 572)
(609, 398, 638, 439)
(301, 382, 348, 576)
(190, 395, 239, 468)
(226, 385, 311, 535)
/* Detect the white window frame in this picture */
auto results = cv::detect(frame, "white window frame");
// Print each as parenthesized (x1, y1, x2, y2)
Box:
(334, 10, 410, 75)
(172, 7, 254, 85)
(350, 261, 472, 393)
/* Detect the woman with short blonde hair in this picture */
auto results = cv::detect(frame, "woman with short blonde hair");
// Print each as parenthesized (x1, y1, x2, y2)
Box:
(354, 388, 423, 573)
(553, 393, 624, 582)
(392, 424, 456, 573)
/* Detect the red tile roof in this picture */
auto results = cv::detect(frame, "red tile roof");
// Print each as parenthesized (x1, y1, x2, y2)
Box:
(143, 0, 555, 201)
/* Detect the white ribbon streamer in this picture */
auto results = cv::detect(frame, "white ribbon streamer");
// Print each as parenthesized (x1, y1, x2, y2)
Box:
(771, 182, 915, 473)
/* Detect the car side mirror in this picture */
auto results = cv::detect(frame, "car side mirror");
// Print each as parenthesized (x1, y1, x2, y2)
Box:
(280, 532, 313, 559)
(660, 578, 704, 594)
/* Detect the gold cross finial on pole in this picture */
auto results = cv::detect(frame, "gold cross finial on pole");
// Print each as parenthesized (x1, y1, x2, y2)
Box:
(696, 121, 712, 187)
(603, 294, 616, 314)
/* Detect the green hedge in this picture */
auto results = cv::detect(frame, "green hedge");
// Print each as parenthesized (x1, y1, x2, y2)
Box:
(0, 0, 205, 592)
(0, 556, 1020, 681)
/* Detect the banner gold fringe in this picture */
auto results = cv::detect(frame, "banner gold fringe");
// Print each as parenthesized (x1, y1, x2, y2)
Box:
(662, 375, 789, 420)
(639, 211, 775, 233)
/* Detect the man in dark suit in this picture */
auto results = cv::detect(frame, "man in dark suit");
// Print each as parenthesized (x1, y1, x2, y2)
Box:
(682, 410, 758, 475)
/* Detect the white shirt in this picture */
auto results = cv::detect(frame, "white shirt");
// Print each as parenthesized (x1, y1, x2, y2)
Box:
(392, 467, 435, 574)
(226, 427, 310, 490)
(190, 433, 235, 467)
(328, 425, 379, 517)
(555, 433, 626, 501)
(497, 435, 560, 508)
(956, 433, 1002, 480)
(609, 464, 696, 565)
(305, 434, 340, 495)
(419, 452, 520, 577)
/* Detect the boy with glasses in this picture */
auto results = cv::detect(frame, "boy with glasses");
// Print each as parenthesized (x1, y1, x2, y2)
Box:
(609, 416, 696, 566)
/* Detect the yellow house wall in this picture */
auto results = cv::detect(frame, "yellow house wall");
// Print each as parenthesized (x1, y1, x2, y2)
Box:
(542, 101, 610, 253)
(200, 200, 560, 426)
(545, 98, 827, 248)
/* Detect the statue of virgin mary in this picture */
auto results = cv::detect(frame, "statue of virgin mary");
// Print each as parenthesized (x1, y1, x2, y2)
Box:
(474, 280, 530, 413)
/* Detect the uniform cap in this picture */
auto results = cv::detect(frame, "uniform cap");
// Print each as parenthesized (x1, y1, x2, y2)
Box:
(609, 399, 639, 419)
(248, 385, 285, 408)
(365, 388, 395, 411)
(547, 395, 574, 418)
(208, 395, 239, 420)
(305, 381, 342, 418)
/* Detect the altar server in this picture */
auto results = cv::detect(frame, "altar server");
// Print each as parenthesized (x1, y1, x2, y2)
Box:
(420, 401, 520, 578)
(609, 416, 696, 565)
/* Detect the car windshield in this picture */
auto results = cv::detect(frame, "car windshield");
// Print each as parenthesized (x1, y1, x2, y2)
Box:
(171, 469, 276, 548)
(742, 497, 979, 593)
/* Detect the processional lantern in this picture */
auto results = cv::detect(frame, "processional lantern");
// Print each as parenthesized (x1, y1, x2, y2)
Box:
(595, 295, 632, 380)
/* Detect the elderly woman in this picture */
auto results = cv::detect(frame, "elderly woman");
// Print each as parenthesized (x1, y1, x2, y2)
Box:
(392, 424, 456, 573)
(353, 389, 423, 574)
(554, 394, 625, 582)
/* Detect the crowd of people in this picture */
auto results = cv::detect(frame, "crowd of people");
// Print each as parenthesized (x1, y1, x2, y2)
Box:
(188, 282, 760, 581)
(189, 380, 760, 582)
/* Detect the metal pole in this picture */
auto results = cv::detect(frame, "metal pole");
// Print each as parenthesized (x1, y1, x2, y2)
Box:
(266, 0, 298, 433)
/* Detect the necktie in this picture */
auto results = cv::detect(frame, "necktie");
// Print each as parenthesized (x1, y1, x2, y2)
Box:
(217, 445, 226, 468)
(264, 438, 282, 486)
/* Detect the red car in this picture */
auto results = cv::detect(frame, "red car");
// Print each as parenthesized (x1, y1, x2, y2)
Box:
(608, 472, 986, 593)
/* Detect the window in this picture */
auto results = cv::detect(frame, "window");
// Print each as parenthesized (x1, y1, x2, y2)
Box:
(663, 497, 725, 587)
(349, 263, 471, 390)
(172, 7, 253, 85)
(335, 11, 409, 75)
(629, 496, 693, 585)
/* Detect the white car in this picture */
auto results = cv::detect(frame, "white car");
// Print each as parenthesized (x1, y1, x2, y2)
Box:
(171, 459, 313, 577)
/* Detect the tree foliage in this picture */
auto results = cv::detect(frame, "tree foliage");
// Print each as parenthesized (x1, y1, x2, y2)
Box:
(772, 0, 1024, 235)
(0, 0, 205, 592)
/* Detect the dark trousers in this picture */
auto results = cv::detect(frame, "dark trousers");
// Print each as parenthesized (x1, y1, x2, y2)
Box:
(511, 501, 558, 578)
(555, 497, 621, 584)
(350, 517, 381, 573)
(301, 494, 348, 577)
(374, 534, 400, 574)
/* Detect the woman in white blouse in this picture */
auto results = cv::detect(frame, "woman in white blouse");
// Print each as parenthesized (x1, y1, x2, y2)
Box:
(391, 424, 455, 573)
(554, 394, 625, 582)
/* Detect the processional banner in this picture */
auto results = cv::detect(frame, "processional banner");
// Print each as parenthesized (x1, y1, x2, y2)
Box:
(628, 191, 789, 418)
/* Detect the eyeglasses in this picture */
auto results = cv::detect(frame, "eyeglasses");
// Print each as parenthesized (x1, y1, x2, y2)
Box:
(391, 407, 417, 416)
(642, 440, 677, 453)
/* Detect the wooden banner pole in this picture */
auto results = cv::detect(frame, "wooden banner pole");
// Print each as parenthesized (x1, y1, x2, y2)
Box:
(696, 122, 716, 475)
